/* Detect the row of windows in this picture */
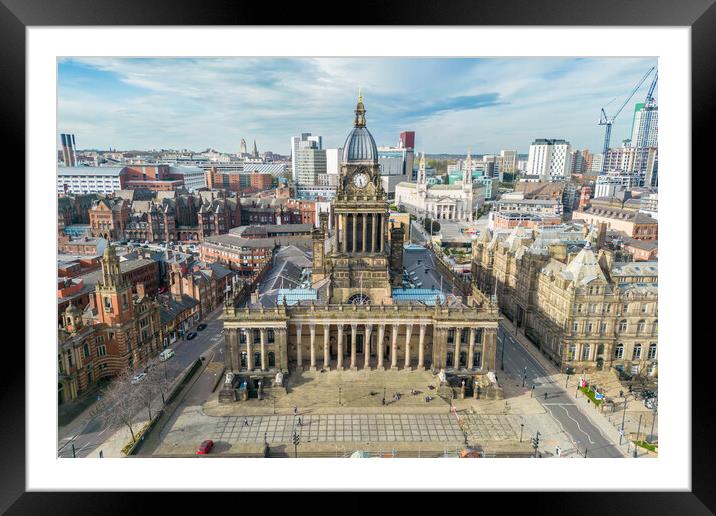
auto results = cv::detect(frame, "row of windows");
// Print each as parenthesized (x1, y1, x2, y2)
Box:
(566, 343, 656, 361)
(572, 319, 657, 334)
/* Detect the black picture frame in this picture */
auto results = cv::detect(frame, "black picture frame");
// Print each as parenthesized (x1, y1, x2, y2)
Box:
(6, 0, 709, 513)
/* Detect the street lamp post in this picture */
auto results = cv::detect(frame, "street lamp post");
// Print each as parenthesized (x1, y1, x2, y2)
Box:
(338, 386, 341, 406)
(620, 394, 628, 445)
(531, 385, 535, 398)
(565, 374, 570, 388)
(520, 423, 524, 443)
(500, 332, 505, 371)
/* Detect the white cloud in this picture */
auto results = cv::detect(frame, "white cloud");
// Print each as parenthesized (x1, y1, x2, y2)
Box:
(58, 57, 658, 154)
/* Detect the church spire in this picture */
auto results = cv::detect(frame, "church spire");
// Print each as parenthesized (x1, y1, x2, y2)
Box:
(354, 90, 366, 128)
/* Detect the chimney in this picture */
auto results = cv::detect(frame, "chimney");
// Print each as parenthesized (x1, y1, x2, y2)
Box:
(136, 282, 146, 299)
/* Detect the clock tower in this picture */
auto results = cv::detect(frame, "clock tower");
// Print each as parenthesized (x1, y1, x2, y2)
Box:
(325, 93, 392, 304)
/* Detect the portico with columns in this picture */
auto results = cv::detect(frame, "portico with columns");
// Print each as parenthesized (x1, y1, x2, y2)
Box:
(223, 302, 498, 375)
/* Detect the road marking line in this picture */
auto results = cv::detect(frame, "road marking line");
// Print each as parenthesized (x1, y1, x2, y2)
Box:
(559, 406, 596, 445)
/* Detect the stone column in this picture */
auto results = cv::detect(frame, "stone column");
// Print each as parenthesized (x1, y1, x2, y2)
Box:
(296, 324, 303, 372)
(468, 327, 476, 369)
(350, 324, 358, 370)
(309, 324, 317, 371)
(352, 214, 357, 254)
(483, 328, 497, 370)
(336, 325, 344, 370)
(404, 324, 413, 370)
(245, 328, 253, 371)
(454, 328, 461, 370)
(391, 324, 399, 370)
(341, 214, 347, 253)
(260, 328, 267, 371)
(377, 324, 385, 370)
(361, 214, 367, 253)
(380, 215, 385, 253)
(418, 324, 426, 369)
(371, 214, 377, 253)
(323, 323, 330, 370)
(364, 324, 373, 369)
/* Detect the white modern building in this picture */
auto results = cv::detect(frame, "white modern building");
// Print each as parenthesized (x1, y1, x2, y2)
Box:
(526, 139, 572, 181)
(594, 172, 642, 198)
(57, 166, 125, 195)
(168, 165, 207, 191)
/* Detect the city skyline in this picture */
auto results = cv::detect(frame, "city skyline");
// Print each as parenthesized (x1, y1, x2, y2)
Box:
(58, 57, 657, 155)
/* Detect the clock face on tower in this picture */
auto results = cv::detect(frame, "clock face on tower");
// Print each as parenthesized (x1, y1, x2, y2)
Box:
(352, 171, 369, 188)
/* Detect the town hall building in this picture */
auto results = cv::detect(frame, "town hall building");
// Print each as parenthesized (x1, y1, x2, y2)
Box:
(220, 95, 500, 400)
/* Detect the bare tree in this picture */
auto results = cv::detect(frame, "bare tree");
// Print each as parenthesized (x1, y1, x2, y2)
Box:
(99, 366, 143, 443)
(145, 356, 173, 406)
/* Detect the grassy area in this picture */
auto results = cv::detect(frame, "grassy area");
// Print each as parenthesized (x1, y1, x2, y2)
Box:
(633, 440, 657, 452)
(579, 386, 603, 406)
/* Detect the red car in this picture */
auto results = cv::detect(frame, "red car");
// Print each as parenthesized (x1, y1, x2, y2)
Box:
(196, 440, 214, 455)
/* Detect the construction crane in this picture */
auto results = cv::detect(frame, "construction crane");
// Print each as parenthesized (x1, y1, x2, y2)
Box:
(598, 66, 655, 173)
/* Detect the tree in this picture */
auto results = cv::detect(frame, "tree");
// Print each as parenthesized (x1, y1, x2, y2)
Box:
(423, 218, 440, 234)
(99, 367, 142, 443)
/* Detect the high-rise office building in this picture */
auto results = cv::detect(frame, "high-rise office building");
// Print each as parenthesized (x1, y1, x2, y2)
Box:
(499, 149, 517, 173)
(631, 102, 658, 177)
(295, 144, 327, 186)
(526, 139, 572, 181)
(59, 133, 77, 167)
(239, 139, 247, 156)
(291, 133, 323, 182)
(399, 131, 415, 149)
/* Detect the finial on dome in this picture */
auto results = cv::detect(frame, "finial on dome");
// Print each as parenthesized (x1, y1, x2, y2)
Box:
(354, 90, 366, 128)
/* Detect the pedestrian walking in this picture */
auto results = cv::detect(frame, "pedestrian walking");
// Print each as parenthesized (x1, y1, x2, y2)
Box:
(293, 406, 298, 415)
(298, 417, 302, 426)
(381, 397, 385, 406)
(544, 392, 548, 400)
(244, 417, 250, 426)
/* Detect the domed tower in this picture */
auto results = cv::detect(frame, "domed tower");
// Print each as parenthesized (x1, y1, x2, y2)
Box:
(325, 92, 391, 305)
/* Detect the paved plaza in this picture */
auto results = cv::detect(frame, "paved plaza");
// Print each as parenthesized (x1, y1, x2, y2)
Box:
(209, 412, 519, 446)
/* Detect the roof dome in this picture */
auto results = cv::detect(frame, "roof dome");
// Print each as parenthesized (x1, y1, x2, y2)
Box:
(341, 92, 378, 164)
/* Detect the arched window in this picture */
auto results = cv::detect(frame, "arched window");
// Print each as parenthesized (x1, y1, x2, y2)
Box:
(581, 344, 591, 361)
(614, 344, 624, 359)
(636, 320, 646, 334)
(618, 320, 628, 333)
(647, 344, 657, 360)
(632, 344, 642, 360)
(347, 293, 370, 305)
(652, 320, 658, 335)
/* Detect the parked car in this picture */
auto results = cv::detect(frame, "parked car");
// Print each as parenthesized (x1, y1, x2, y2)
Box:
(159, 349, 175, 361)
(187, 332, 197, 341)
(197, 323, 207, 331)
(196, 440, 214, 455)
(131, 373, 147, 385)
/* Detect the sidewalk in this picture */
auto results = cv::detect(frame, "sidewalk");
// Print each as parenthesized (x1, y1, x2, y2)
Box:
(500, 317, 640, 458)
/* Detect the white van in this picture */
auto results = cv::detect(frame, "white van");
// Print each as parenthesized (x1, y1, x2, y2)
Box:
(159, 349, 175, 361)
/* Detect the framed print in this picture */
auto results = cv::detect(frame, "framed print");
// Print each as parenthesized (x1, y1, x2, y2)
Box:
(6, 0, 712, 513)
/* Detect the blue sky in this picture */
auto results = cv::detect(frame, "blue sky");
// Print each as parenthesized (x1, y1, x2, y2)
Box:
(58, 57, 658, 155)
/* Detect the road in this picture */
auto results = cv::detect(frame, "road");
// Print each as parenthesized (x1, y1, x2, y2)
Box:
(57, 306, 227, 458)
(402, 244, 460, 297)
(497, 322, 623, 458)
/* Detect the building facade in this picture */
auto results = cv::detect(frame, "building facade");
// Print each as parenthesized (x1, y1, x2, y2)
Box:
(395, 152, 479, 221)
(471, 225, 657, 377)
